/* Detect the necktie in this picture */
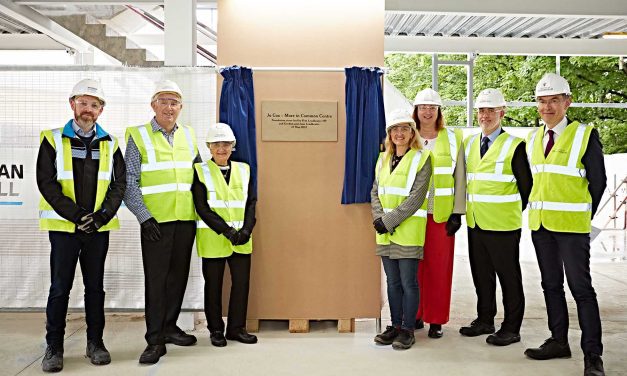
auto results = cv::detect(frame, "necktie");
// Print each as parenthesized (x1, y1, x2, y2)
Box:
(480, 136, 490, 158)
(545, 129, 555, 157)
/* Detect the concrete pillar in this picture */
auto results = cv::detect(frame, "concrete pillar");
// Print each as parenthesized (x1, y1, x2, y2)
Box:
(164, 0, 197, 66)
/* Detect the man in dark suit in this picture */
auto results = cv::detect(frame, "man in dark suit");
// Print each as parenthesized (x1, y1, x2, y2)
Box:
(524, 73, 607, 376)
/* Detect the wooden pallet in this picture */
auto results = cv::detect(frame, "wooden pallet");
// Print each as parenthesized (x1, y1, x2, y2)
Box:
(246, 318, 355, 333)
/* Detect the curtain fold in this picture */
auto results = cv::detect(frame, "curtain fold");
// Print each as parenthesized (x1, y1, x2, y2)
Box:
(219, 66, 258, 194)
(341, 67, 386, 204)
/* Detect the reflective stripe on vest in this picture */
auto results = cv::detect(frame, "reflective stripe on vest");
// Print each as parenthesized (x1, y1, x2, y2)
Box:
(526, 122, 592, 233)
(195, 161, 252, 258)
(375, 149, 430, 247)
(39, 127, 119, 232)
(465, 132, 523, 231)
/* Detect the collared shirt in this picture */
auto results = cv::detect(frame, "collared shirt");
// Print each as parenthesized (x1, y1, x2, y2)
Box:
(71, 119, 95, 138)
(481, 126, 503, 150)
(542, 117, 568, 149)
(123, 117, 201, 223)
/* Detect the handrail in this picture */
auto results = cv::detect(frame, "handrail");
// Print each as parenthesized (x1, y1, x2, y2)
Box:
(597, 175, 627, 230)
(125, 5, 217, 64)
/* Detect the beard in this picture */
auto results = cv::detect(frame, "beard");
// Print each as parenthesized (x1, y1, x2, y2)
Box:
(75, 111, 97, 127)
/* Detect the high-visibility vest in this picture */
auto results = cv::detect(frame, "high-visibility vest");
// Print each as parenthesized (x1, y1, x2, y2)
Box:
(430, 128, 463, 223)
(526, 121, 593, 233)
(39, 122, 120, 232)
(375, 149, 431, 247)
(464, 132, 523, 231)
(125, 123, 198, 223)
(195, 161, 252, 258)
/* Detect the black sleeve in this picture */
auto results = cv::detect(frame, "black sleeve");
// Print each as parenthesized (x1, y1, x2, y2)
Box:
(582, 128, 607, 217)
(191, 168, 231, 234)
(511, 142, 533, 211)
(36, 137, 86, 223)
(242, 172, 257, 233)
(99, 148, 126, 223)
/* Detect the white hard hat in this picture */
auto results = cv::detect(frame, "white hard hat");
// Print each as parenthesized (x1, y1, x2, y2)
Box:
(152, 80, 183, 101)
(386, 109, 416, 132)
(535, 73, 571, 97)
(474, 88, 507, 108)
(206, 122, 236, 146)
(413, 88, 443, 106)
(70, 78, 106, 105)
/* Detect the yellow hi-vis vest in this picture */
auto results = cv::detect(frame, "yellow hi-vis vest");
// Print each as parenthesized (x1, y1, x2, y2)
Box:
(430, 128, 463, 223)
(125, 123, 198, 223)
(375, 149, 431, 247)
(464, 132, 523, 231)
(39, 126, 120, 232)
(526, 121, 593, 233)
(195, 161, 252, 258)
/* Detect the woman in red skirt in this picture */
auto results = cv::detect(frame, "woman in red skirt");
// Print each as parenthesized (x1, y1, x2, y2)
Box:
(412, 88, 466, 338)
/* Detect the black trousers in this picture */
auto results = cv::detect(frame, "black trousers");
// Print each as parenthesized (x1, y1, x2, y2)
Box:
(468, 226, 525, 334)
(46, 231, 109, 345)
(532, 226, 603, 355)
(202, 253, 251, 334)
(141, 220, 195, 345)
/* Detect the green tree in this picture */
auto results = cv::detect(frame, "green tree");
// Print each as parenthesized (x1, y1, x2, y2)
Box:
(384, 54, 627, 153)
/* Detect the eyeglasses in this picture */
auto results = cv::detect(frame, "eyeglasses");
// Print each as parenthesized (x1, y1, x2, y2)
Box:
(390, 125, 413, 133)
(75, 100, 102, 110)
(209, 141, 233, 149)
(477, 108, 502, 114)
(417, 105, 438, 111)
(154, 98, 182, 107)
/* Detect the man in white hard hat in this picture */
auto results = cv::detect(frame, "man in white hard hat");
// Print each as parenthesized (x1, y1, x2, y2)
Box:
(524, 73, 606, 376)
(124, 80, 200, 364)
(192, 122, 259, 347)
(459, 89, 531, 347)
(36, 78, 126, 372)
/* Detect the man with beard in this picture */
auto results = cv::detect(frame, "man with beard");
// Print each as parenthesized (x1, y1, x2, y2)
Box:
(37, 78, 126, 372)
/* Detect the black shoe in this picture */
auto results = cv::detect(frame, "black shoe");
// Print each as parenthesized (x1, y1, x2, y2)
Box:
(392, 329, 415, 350)
(164, 330, 197, 346)
(486, 330, 521, 346)
(86, 340, 111, 365)
(225, 328, 258, 344)
(42, 345, 64, 373)
(428, 324, 443, 339)
(584, 353, 605, 376)
(415, 319, 425, 330)
(210, 331, 227, 347)
(139, 344, 166, 364)
(524, 337, 571, 360)
(374, 325, 399, 345)
(459, 319, 495, 337)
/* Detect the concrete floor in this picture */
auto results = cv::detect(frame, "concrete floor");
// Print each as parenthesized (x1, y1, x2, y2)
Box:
(2, 229, 626, 376)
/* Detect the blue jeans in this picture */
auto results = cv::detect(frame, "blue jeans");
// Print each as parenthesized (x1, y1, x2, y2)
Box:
(381, 256, 419, 330)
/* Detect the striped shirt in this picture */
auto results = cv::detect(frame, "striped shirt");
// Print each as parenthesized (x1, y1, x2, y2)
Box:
(371, 154, 432, 259)
(123, 118, 201, 223)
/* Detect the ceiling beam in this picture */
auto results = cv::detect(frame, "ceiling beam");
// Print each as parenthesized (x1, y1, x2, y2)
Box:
(0, 0, 92, 52)
(0, 33, 64, 49)
(385, 36, 627, 56)
(16, 0, 216, 5)
(386, 0, 627, 19)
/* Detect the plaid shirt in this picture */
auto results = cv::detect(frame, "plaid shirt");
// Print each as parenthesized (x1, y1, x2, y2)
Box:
(123, 118, 201, 223)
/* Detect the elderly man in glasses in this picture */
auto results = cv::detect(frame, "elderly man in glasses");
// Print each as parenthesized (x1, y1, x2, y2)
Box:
(124, 80, 201, 364)
(460, 88, 532, 347)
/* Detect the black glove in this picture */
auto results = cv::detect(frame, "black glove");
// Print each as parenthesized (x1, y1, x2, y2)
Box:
(234, 229, 251, 245)
(223, 227, 239, 245)
(77, 211, 107, 234)
(445, 214, 462, 236)
(141, 217, 162, 241)
(373, 218, 388, 235)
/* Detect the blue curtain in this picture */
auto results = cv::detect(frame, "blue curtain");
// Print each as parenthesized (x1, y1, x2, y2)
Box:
(219, 66, 258, 194)
(341, 67, 386, 204)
